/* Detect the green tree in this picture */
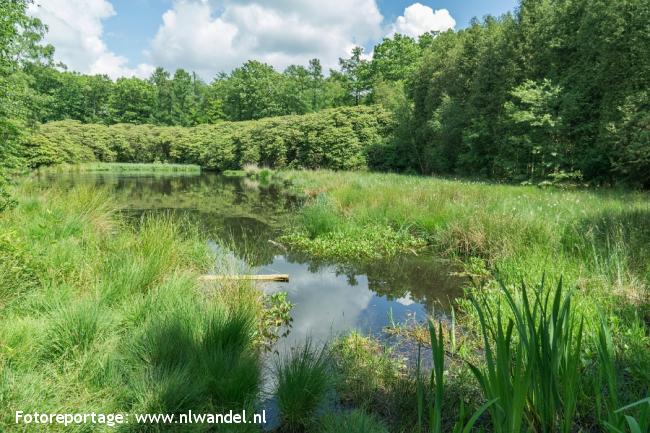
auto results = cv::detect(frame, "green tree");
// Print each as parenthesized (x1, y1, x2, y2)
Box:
(335, 46, 372, 105)
(109, 77, 154, 124)
(171, 68, 199, 126)
(369, 33, 421, 83)
(281, 64, 311, 115)
(0, 0, 52, 175)
(149, 67, 172, 125)
(503, 79, 565, 181)
(222, 60, 283, 120)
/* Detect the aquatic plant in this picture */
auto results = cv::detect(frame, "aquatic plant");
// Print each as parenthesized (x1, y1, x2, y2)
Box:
(417, 319, 496, 433)
(468, 278, 584, 433)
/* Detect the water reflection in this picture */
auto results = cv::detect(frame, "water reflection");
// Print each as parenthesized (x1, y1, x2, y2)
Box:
(37, 171, 464, 340)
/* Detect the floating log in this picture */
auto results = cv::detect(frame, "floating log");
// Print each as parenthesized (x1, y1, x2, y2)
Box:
(199, 274, 289, 282)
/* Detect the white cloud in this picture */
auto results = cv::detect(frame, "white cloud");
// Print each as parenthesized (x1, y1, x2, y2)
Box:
(27, 0, 456, 81)
(389, 2, 456, 38)
(147, 0, 383, 79)
(28, 0, 153, 79)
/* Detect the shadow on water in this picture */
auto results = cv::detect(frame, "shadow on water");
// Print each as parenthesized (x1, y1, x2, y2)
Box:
(37, 171, 465, 340)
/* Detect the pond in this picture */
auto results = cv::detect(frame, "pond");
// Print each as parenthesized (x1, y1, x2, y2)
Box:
(37, 171, 463, 352)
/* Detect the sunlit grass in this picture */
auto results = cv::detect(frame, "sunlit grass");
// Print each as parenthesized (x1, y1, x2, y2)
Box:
(0, 181, 262, 432)
(277, 169, 649, 315)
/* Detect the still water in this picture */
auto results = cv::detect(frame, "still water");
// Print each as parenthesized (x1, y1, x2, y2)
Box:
(38, 171, 463, 349)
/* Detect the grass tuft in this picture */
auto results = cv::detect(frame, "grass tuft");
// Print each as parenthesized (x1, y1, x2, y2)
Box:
(276, 340, 331, 431)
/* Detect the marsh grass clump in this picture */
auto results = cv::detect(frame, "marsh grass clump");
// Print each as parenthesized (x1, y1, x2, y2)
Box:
(99, 215, 211, 303)
(120, 277, 261, 419)
(318, 410, 389, 433)
(43, 299, 106, 360)
(276, 340, 332, 431)
(299, 194, 340, 239)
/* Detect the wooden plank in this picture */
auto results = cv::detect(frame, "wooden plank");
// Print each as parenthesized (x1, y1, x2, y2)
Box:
(199, 274, 289, 282)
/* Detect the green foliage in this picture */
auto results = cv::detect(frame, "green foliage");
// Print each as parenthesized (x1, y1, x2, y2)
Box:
(24, 105, 394, 171)
(609, 91, 650, 188)
(109, 77, 155, 124)
(401, 0, 650, 185)
(604, 398, 650, 433)
(503, 79, 565, 181)
(416, 319, 497, 433)
(469, 279, 585, 433)
(0, 0, 52, 176)
(275, 341, 331, 431)
(280, 224, 425, 262)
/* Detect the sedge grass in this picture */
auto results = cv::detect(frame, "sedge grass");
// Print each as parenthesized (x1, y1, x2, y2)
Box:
(0, 181, 263, 432)
(275, 340, 331, 432)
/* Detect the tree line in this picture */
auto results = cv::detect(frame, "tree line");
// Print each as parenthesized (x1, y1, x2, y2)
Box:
(20, 37, 433, 127)
(2, 0, 649, 186)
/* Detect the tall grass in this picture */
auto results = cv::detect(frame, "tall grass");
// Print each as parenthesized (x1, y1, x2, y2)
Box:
(275, 340, 331, 431)
(0, 181, 263, 431)
(277, 170, 649, 301)
(468, 279, 584, 433)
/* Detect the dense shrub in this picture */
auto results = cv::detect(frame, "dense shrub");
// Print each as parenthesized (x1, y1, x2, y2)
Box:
(24, 106, 394, 171)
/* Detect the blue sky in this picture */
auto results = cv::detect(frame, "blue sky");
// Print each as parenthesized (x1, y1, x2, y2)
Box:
(30, 0, 519, 79)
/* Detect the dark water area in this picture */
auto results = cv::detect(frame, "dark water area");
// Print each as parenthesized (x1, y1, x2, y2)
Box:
(36, 171, 463, 349)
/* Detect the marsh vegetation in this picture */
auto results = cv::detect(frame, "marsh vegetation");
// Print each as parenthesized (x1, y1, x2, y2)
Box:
(2, 0, 649, 431)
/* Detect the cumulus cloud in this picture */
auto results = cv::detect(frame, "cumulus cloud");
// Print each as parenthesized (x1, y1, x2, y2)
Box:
(389, 2, 456, 38)
(27, 0, 457, 81)
(147, 0, 383, 79)
(28, 0, 153, 79)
